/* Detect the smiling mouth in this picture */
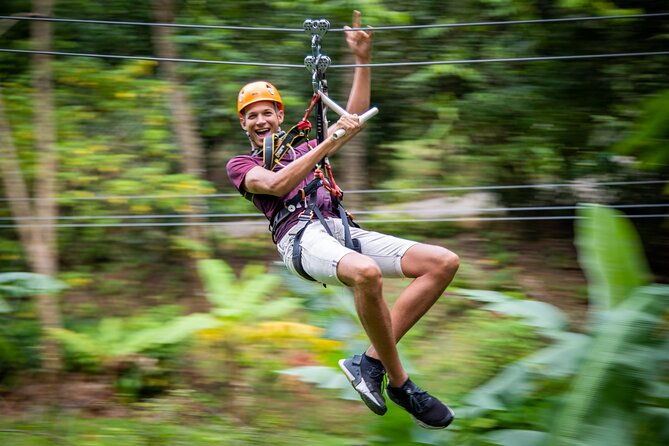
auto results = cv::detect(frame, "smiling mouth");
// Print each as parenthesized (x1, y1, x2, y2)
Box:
(255, 129, 271, 138)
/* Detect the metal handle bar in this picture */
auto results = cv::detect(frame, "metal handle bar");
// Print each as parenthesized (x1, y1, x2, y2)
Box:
(317, 91, 379, 139)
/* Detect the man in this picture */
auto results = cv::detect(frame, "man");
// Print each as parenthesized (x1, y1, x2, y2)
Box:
(226, 12, 459, 429)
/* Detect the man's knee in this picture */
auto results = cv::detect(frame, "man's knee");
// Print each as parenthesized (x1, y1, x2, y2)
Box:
(339, 254, 383, 289)
(436, 248, 460, 275)
(354, 260, 383, 288)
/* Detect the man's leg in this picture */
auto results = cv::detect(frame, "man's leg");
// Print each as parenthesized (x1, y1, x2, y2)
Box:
(336, 251, 408, 387)
(337, 243, 458, 429)
(364, 243, 459, 360)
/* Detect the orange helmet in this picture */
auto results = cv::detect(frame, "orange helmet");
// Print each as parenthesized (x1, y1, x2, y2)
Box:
(237, 81, 284, 117)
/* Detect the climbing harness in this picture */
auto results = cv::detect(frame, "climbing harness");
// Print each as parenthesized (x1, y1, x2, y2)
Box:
(248, 18, 379, 283)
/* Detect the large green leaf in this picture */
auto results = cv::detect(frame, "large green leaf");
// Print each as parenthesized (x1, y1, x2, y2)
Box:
(455, 288, 569, 334)
(464, 363, 534, 410)
(575, 205, 652, 310)
(482, 300, 568, 334)
(0, 272, 67, 297)
(549, 285, 669, 446)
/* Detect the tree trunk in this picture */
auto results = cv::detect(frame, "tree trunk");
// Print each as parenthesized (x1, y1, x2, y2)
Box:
(0, 0, 63, 374)
(150, 0, 208, 247)
(338, 56, 367, 210)
(150, 0, 208, 303)
(30, 0, 63, 375)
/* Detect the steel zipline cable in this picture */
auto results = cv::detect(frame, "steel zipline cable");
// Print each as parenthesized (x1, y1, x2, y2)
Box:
(1, 212, 667, 229)
(1, 47, 669, 69)
(2, 203, 668, 222)
(1, 12, 668, 32)
(0, 179, 666, 202)
(0, 48, 304, 68)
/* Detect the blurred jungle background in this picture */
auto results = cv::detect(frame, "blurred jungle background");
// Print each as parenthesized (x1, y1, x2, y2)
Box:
(0, 1, 668, 445)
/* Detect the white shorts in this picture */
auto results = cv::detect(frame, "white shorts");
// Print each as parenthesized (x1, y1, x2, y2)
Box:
(276, 218, 418, 286)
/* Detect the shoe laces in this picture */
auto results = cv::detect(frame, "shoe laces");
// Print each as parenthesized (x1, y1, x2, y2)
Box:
(405, 384, 432, 414)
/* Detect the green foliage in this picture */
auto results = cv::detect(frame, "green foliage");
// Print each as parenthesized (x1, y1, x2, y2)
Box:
(614, 89, 669, 169)
(198, 259, 301, 320)
(0, 272, 67, 307)
(548, 206, 669, 446)
(0, 412, 359, 446)
(455, 205, 669, 446)
(0, 273, 67, 378)
(49, 306, 221, 399)
(575, 204, 652, 310)
(550, 284, 669, 446)
(50, 307, 220, 371)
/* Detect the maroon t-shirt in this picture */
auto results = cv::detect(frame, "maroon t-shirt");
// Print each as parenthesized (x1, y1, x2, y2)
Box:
(226, 140, 339, 243)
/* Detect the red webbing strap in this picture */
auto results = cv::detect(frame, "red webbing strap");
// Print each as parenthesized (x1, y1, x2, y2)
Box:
(313, 166, 342, 199)
(301, 93, 320, 126)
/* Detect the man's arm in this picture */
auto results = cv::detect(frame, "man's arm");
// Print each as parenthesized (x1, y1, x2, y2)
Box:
(243, 115, 362, 197)
(324, 10, 373, 155)
(344, 10, 373, 115)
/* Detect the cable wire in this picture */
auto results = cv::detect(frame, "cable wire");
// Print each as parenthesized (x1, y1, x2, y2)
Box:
(0, 14, 304, 32)
(331, 51, 669, 68)
(1, 179, 665, 202)
(330, 12, 669, 31)
(2, 12, 667, 32)
(0, 48, 304, 68)
(347, 179, 669, 194)
(1, 213, 666, 229)
(1, 47, 668, 68)
(2, 203, 667, 222)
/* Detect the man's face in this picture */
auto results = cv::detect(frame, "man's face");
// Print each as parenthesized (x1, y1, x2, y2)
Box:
(240, 101, 284, 148)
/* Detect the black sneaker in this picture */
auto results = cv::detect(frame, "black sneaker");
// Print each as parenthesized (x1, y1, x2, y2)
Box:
(338, 354, 387, 415)
(386, 378, 455, 429)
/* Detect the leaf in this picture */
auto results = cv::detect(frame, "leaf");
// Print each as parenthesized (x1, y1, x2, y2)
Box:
(485, 429, 549, 446)
(97, 318, 124, 345)
(483, 299, 569, 333)
(550, 285, 669, 444)
(455, 287, 569, 333)
(197, 259, 235, 307)
(255, 298, 302, 320)
(151, 313, 222, 344)
(522, 332, 590, 378)
(575, 205, 652, 310)
(278, 366, 358, 400)
(0, 297, 11, 313)
(0, 272, 68, 297)
(464, 363, 533, 410)
(239, 272, 282, 306)
(451, 288, 510, 303)
(48, 328, 104, 361)
(117, 313, 221, 355)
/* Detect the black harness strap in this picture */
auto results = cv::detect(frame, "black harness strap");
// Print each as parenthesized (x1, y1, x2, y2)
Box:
(291, 186, 326, 281)
(244, 121, 312, 204)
